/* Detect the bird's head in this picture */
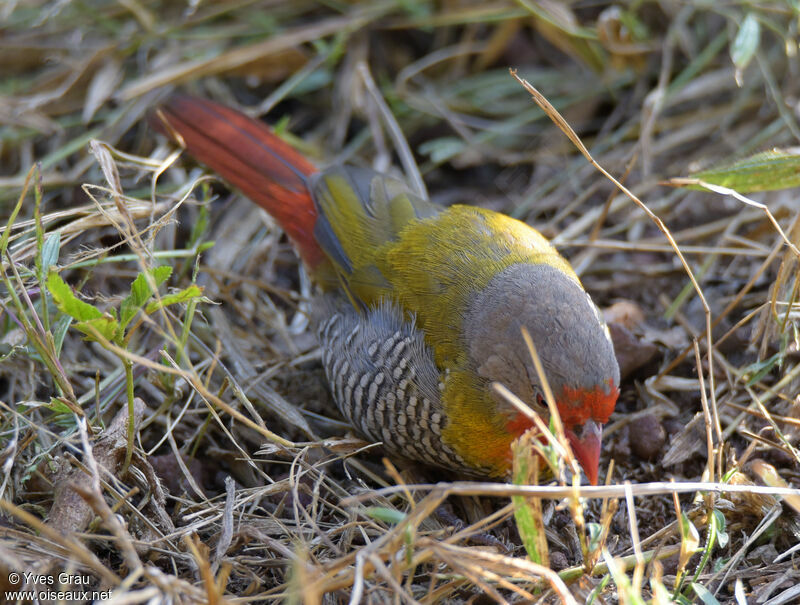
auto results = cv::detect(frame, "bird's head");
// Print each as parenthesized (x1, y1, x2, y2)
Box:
(464, 262, 620, 484)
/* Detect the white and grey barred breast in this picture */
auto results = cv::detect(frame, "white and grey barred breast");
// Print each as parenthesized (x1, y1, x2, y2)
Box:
(315, 297, 468, 472)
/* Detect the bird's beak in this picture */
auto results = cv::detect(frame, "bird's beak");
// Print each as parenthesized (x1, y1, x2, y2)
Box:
(565, 419, 602, 485)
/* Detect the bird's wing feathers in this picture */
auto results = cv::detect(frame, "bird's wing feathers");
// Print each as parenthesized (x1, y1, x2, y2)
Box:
(310, 166, 579, 364)
(309, 166, 441, 298)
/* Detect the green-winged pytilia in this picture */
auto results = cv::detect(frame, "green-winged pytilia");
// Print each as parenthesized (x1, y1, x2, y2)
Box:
(153, 95, 620, 484)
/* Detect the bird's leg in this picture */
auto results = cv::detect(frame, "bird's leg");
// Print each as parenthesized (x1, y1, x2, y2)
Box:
(434, 500, 511, 552)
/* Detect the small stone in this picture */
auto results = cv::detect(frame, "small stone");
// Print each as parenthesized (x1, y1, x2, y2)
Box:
(629, 414, 666, 461)
(549, 551, 569, 571)
(662, 418, 684, 436)
(603, 300, 646, 330)
(608, 322, 658, 380)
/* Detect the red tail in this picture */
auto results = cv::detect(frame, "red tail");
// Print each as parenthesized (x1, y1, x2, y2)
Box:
(152, 95, 324, 268)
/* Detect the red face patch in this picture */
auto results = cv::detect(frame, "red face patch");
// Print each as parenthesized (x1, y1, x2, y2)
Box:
(505, 411, 535, 436)
(557, 381, 619, 428)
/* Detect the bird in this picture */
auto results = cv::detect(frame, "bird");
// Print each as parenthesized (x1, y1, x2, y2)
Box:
(152, 94, 620, 485)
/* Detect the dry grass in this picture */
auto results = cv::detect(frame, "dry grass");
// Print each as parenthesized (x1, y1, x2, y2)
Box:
(1, 1, 800, 603)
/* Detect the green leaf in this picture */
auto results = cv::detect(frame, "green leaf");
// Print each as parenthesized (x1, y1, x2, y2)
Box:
(291, 68, 333, 96)
(144, 284, 204, 314)
(46, 397, 73, 415)
(677, 511, 700, 575)
(365, 507, 406, 525)
(602, 549, 647, 605)
(41, 233, 60, 271)
(730, 13, 760, 71)
(52, 315, 72, 355)
(743, 351, 782, 386)
(692, 582, 722, 605)
(47, 270, 103, 322)
(712, 557, 729, 573)
(586, 522, 604, 551)
(618, 9, 649, 41)
(418, 137, 466, 164)
(712, 509, 729, 548)
(688, 149, 800, 193)
(0, 336, 23, 362)
(76, 316, 119, 343)
(119, 266, 173, 330)
(188, 201, 210, 249)
(511, 435, 548, 565)
(512, 492, 542, 564)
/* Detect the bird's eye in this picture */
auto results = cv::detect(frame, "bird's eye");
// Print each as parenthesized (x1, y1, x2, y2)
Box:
(536, 392, 546, 408)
